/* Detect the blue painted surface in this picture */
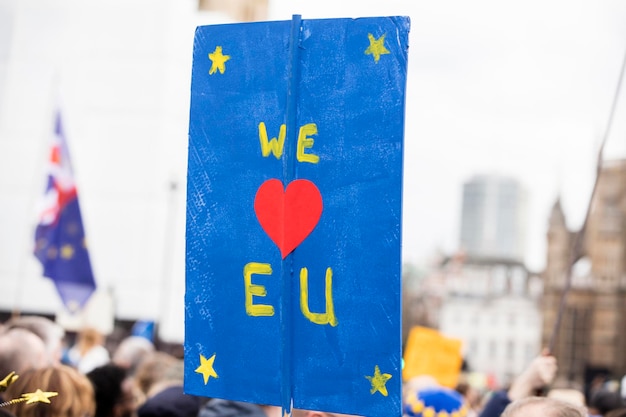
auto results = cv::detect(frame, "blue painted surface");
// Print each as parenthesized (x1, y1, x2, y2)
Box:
(185, 16, 409, 417)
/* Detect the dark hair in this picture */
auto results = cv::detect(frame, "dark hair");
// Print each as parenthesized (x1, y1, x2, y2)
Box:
(607, 408, 626, 417)
(590, 389, 625, 415)
(86, 364, 128, 417)
(0, 408, 16, 417)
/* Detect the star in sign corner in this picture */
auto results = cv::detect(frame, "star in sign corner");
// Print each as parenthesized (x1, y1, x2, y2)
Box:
(208, 46, 230, 75)
(22, 389, 58, 404)
(364, 33, 390, 63)
(365, 365, 392, 396)
(195, 353, 218, 384)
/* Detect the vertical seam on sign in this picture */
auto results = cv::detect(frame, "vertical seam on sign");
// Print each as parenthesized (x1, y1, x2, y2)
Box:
(281, 13, 302, 417)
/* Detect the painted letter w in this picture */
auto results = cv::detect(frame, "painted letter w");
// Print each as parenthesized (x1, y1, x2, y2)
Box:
(258, 122, 286, 159)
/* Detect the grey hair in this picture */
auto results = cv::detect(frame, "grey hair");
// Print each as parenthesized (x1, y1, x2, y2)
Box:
(3, 315, 64, 362)
(502, 396, 587, 417)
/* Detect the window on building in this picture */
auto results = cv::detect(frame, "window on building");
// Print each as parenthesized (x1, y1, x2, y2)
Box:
(469, 339, 478, 357)
(525, 343, 534, 363)
(506, 340, 514, 360)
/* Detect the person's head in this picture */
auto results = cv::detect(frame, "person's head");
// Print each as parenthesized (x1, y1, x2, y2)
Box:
(111, 337, 155, 375)
(77, 328, 106, 354)
(455, 381, 481, 410)
(606, 408, 626, 417)
(547, 389, 586, 408)
(4, 365, 95, 417)
(0, 327, 48, 377)
(87, 364, 136, 417)
(133, 352, 179, 397)
(136, 386, 201, 417)
(144, 358, 183, 399)
(502, 396, 587, 417)
(3, 315, 65, 365)
(589, 388, 625, 416)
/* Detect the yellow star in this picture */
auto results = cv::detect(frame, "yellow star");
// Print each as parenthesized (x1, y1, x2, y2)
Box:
(364, 33, 390, 63)
(0, 372, 18, 392)
(365, 365, 392, 396)
(60, 244, 74, 259)
(35, 239, 46, 251)
(195, 353, 218, 384)
(208, 46, 230, 75)
(408, 396, 424, 413)
(65, 222, 79, 236)
(422, 407, 436, 417)
(47, 246, 58, 259)
(22, 389, 58, 404)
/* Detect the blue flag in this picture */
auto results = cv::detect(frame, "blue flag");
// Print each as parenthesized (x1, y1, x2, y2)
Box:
(131, 320, 155, 342)
(185, 16, 409, 417)
(34, 111, 96, 312)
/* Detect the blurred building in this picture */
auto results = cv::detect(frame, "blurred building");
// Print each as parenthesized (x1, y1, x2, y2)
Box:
(402, 263, 430, 344)
(542, 158, 626, 388)
(402, 174, 538, 387)
(435, 254, 542, 387)
(460, 175, 528, 262)
(198, 0, 267, 21)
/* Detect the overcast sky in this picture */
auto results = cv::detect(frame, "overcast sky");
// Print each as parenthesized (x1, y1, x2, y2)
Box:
(269, 0, 626, 271)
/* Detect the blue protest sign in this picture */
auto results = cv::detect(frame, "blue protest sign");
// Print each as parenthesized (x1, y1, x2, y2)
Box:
(185, 15, 409, 417)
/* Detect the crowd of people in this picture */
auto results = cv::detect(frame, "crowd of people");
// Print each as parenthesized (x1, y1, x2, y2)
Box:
(0, 314, 624, 417)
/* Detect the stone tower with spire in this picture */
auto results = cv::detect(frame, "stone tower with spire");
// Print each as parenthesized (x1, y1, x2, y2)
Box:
(542, 159, 626, 388)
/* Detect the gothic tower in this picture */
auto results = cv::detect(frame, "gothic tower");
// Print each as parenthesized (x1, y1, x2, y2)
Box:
(542, 160, 626, 387)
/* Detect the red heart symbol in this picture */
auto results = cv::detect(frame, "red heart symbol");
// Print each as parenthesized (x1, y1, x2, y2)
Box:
(254, 179, 323, 259)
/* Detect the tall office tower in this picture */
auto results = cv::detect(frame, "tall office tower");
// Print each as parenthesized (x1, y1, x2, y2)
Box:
(459, 175, 528, 261)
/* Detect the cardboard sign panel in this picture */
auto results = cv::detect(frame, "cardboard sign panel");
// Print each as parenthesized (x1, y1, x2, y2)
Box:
(185, 16, 409, 417)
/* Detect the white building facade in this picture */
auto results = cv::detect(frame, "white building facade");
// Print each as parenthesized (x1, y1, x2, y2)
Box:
(437, 258, 543, 388)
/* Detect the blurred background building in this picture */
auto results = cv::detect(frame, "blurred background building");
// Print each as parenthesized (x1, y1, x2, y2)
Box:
(438, 256, 541, 387)
(459, 174, 528, 262)
(404, 172, 541, 387)
(405, 160, 626, 390)
(542, 158, 626, 390)
(447, 173, 538, 388)
(198, 0, 267, 21)
(404, 160, 626, 392)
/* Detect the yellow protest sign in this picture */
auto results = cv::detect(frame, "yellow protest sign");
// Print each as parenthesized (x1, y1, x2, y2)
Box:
(402, 326, 463, 388)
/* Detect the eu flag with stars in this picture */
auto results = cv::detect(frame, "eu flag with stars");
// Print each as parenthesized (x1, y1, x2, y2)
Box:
(34, 111, 96, 312)
(185, 16, 409, 417)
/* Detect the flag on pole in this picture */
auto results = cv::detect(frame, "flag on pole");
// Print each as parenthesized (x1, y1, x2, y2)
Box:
(34, 111, 96, 312)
